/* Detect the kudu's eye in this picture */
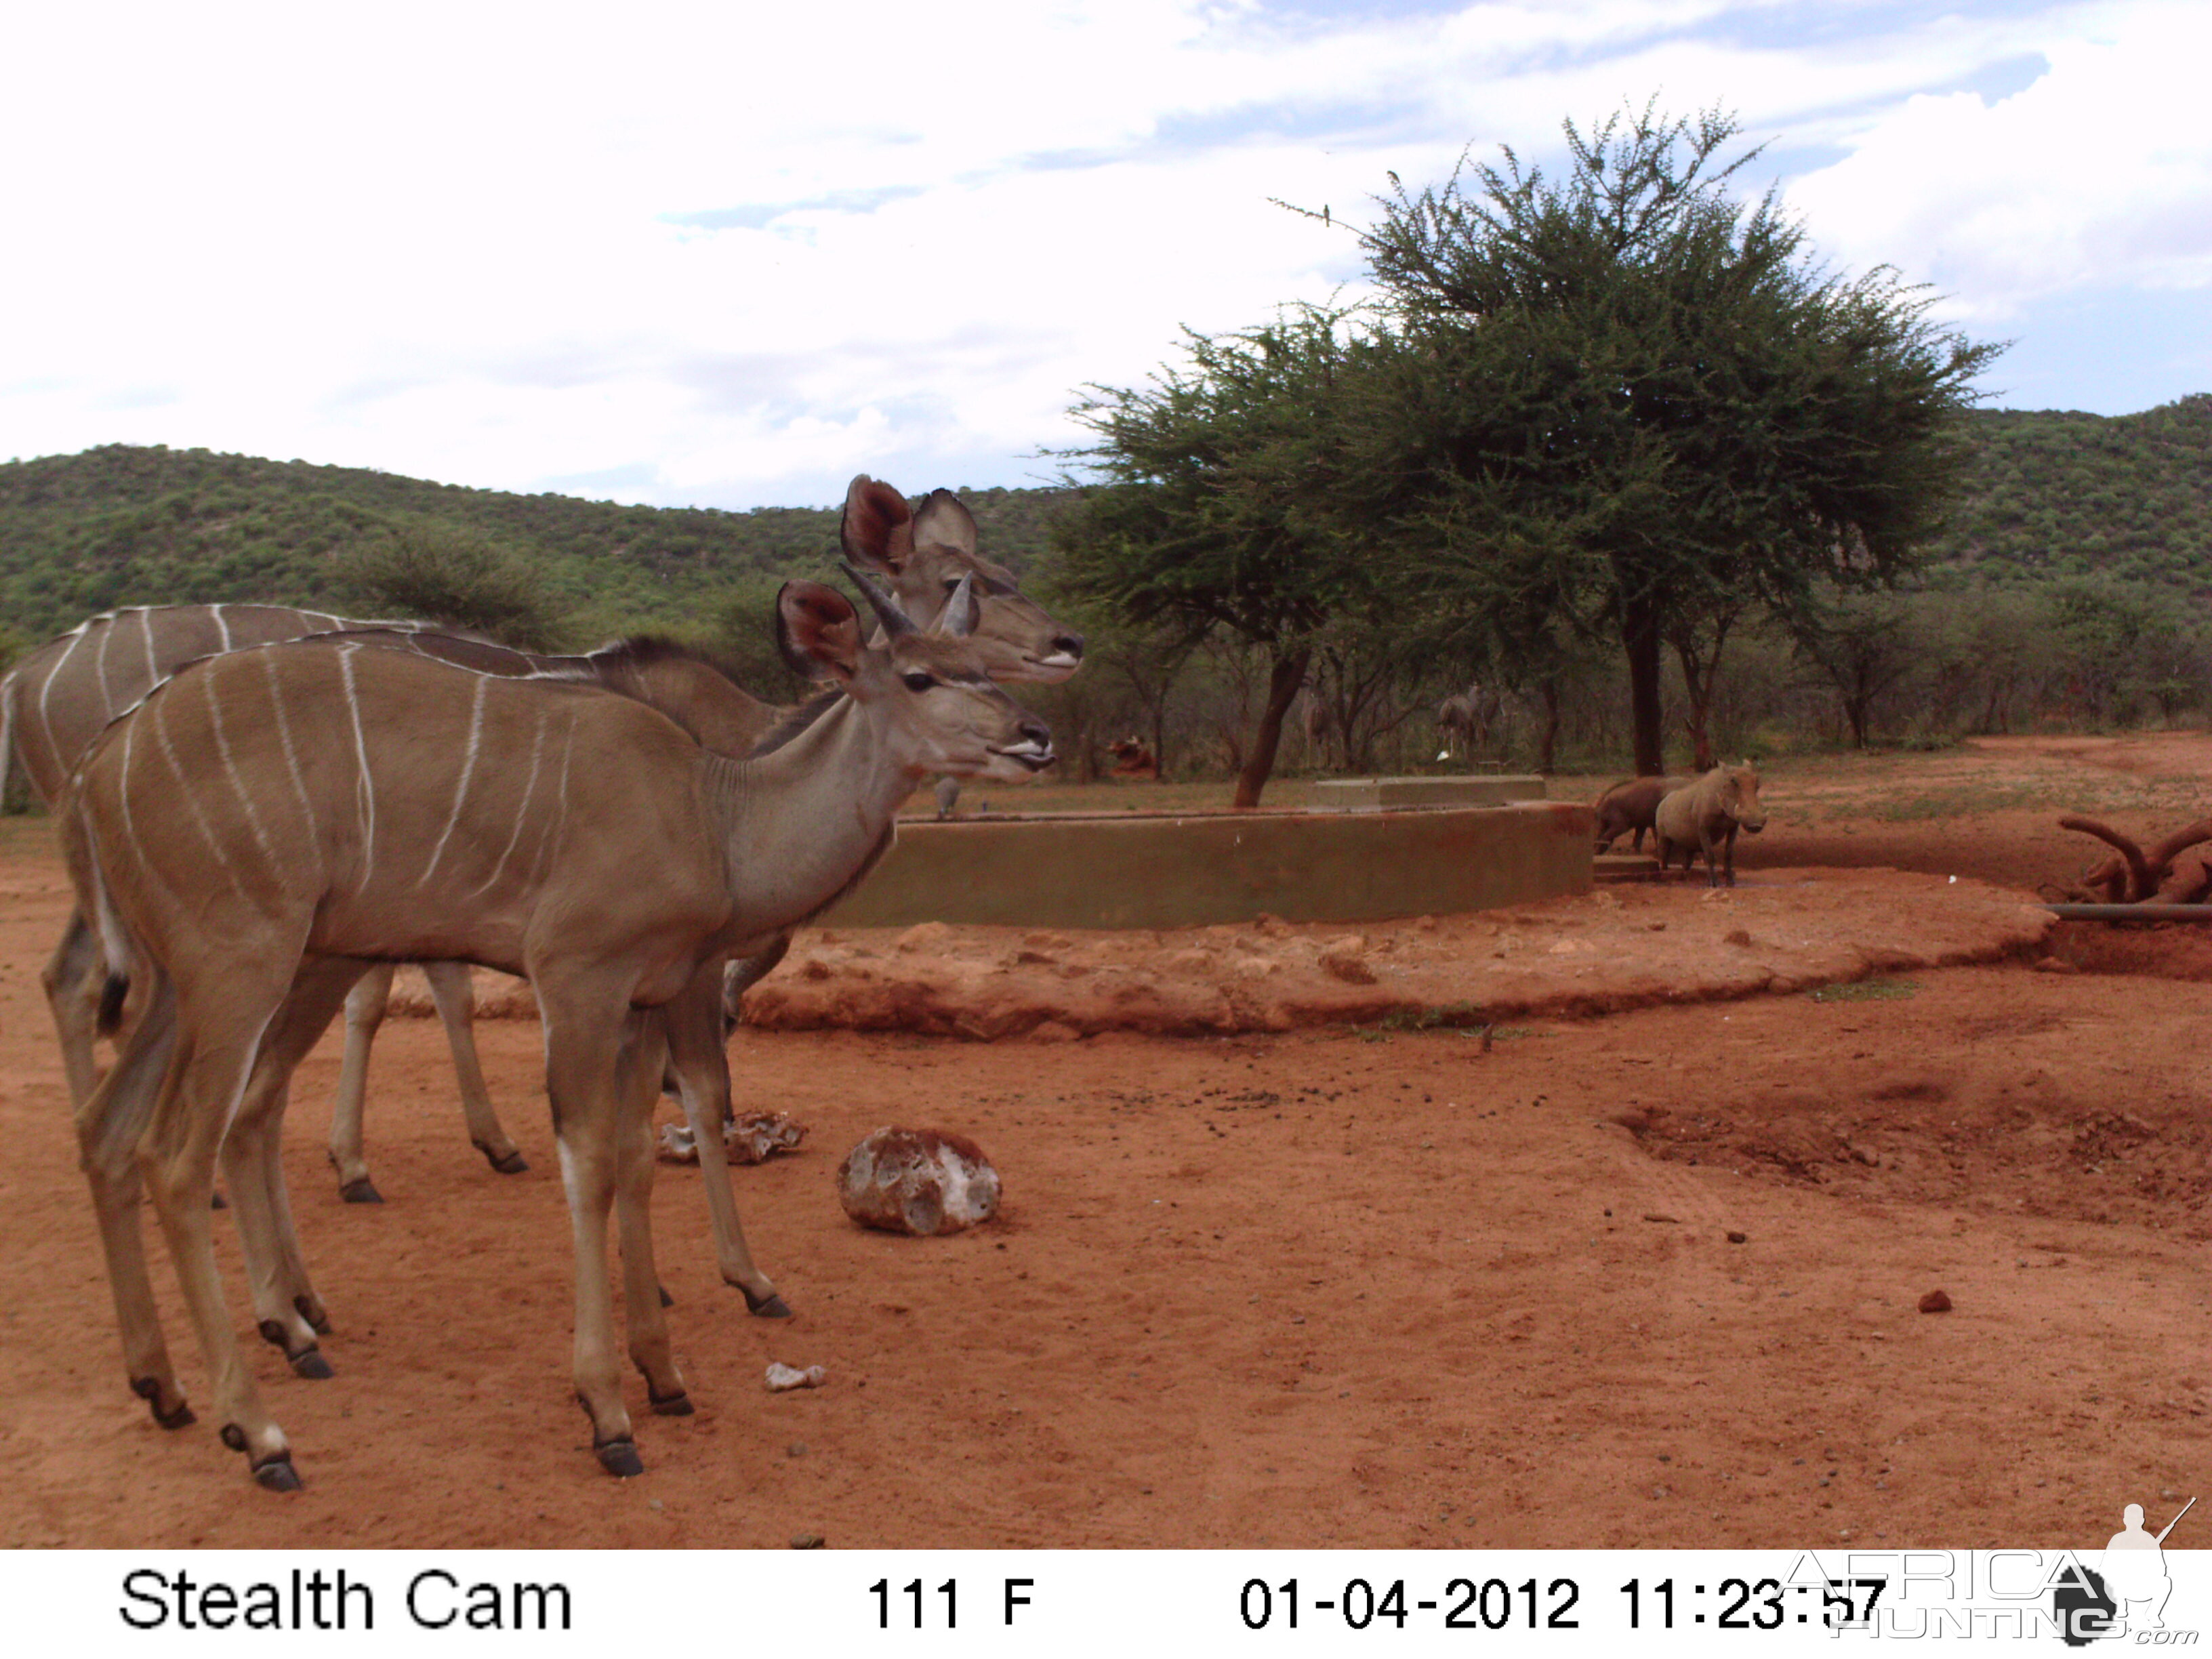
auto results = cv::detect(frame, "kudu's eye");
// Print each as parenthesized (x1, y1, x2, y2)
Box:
(943, 577, 964, 594)
(901, 670, 938, 692)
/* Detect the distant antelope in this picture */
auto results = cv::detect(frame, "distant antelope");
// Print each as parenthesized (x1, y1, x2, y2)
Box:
(1436, 681, 1492, 762)
(61, 568, 1053, 1488)
(5, 478, 1083, 1210)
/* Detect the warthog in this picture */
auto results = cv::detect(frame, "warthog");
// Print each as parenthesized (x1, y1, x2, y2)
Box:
(1654, 762, 1767, 887)
(1591, 775, 1687, 853)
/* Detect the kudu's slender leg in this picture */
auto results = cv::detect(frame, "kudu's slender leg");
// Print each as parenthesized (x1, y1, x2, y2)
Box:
(613, 1006, 687, 1414)
(43, 908, 107, 1107)
(142, 961, 304, 1490)
(222, 957, 371, 1377)
(423, 960, 527, 1174)
(328, 962, 394, 1202)
(537, 968, 651, 1476)
(671, 958, 790, 1316)
(75, 967, 190, 1429)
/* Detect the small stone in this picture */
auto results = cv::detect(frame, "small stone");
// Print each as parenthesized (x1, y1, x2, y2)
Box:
(1646, 921, 1667, 932)
(1727, 1231, 1748, 1244)
(1643, 1212, 1681, 1225)
(787, 1442, 808, 1458)
(1318, 942, 1376, 985)
(895, 921, 954, 953)
(766, 1362, 828, 1391)
(1919, 1289, 1952, 1314)
(790, 1533, 825, 1550)
(649, 1498, 664, 1511)
(2032, 956, 2080, 975)
(1724, 927, 1752, 947)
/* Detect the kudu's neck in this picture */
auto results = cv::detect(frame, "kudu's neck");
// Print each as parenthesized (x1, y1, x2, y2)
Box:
(703, 691, 918, 938)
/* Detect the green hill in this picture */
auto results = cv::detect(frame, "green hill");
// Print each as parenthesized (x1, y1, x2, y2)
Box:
(1925, 393, 2212, 588)
(0, 443, 1073, 649)
(3, 394, 2206, 651)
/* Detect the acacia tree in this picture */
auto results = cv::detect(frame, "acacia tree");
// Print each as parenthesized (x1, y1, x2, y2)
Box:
(1355, 101, 2001, 775)
(1052, 307, 1382, 807)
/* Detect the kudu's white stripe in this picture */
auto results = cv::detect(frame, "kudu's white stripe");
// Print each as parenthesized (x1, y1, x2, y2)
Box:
(417, 674, 488, 887)
(529, 714, 579, 884)
(468, 704, 551, 898)
(212, 604, 232, 653)
(337, 644, 377, 879)
(94, 613, 117, 719)
(203, 661, 278, 867)
(149, 689, 244, 891)
(259, 646, 316, 828)
(115, 698, 142, 858)
(36, 622, 89, 785)
(139, 606, 159, 689)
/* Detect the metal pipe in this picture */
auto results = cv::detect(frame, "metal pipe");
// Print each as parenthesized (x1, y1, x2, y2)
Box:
(2045, 903, 2212, 922)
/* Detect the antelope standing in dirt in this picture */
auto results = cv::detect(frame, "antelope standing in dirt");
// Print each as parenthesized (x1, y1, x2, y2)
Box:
(62, 571, 1053, 1488)
(6, 478, 1084, 1202)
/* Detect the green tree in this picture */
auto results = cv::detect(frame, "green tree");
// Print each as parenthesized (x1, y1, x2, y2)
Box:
(1052, 307, 1384, 806)
(335, 521, 573, 651)
(1354, 100, 2002, 774)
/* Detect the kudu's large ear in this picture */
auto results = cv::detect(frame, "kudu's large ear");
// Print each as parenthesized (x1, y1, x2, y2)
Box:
(776, 581, 863, 680)
(911, 487, 977, 556)
(930, 573, 980, 638)
(842, 560, 920, 639)
(842, 475, 915, 573)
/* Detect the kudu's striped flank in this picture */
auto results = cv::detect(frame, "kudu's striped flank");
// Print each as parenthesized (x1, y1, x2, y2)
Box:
(63, 571, 1053, 1488)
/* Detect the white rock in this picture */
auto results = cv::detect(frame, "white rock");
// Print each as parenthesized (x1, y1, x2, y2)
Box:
(838, 1128, 1001, 1236)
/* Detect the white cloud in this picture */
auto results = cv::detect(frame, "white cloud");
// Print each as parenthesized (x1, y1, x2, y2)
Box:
(1, 0, 2204, 505)
(1784, 1, 2212, 321)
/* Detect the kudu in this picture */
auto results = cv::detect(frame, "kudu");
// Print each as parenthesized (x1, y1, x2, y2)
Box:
(8, 478, 1083, 1203)
(62, 570, 1053, 1488)
(319, 475, 1080, 1208)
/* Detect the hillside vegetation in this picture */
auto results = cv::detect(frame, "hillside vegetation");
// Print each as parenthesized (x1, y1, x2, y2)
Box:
(0, 443, 1070, 648)
(2, 396, 2207, 775)
(1926, 393, 2212, 589)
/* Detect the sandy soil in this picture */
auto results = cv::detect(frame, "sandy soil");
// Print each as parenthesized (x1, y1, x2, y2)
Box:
(3, 736, 2210, 1550)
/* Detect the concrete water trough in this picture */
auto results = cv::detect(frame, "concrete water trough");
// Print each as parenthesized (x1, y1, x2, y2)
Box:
(826, 795, 1594, 930)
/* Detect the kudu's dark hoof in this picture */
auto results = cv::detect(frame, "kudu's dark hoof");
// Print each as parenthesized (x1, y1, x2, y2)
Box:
(257, 1319, 333, 1378)
(476, 1142, 529, 1175)
(648, 1385, 694, 1417)
(658, 1285, 675, 1309)
(133, 1375, 194, 1429)
(251, 1454, 303, 1493)
(740, 1286, 794, 1319)
(595, 1439, 644, 1478)
(294, 1295, 333, 1336)
(339, 1178, 384, 1204)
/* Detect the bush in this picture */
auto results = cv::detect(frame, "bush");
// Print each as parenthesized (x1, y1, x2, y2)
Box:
(334, 523, 572, 651)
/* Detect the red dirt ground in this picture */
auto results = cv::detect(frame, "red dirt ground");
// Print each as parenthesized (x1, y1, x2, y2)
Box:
(2, 735, 2209, 1549)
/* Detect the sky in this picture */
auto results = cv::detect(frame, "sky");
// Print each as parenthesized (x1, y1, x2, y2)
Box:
(3, 0, 2207, 511)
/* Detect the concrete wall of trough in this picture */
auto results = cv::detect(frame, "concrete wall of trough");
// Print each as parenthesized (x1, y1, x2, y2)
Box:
(826, 801, 1595, 929)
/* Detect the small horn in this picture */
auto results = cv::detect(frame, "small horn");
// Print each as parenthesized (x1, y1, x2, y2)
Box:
(840, 560, 916, 638)
(933, 573, 979, 638)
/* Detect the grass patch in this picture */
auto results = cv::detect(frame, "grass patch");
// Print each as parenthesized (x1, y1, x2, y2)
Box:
(1379, 1002, 1488, 1031)
(1806, 978, 1922, 1003)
